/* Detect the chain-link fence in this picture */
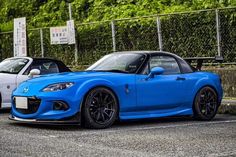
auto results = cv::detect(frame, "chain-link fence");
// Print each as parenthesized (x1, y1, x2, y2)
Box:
(1, 7, 236, 65)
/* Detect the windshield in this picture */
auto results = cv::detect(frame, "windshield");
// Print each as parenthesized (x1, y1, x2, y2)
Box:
(87, 53, 146, 73)
(0, 58, 29, 74)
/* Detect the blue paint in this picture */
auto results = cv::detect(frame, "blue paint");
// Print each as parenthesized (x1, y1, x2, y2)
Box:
(11, 70, 223, 121)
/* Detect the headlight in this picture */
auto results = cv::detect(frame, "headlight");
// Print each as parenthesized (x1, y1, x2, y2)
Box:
(42, 82, 74, 92)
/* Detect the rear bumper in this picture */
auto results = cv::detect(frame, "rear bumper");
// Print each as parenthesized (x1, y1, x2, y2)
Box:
(9, 112, 81, 125)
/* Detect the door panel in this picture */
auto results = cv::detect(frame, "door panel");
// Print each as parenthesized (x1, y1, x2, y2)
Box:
(135, 54, 188, 112)
(136, 74, 186, 111)
(0, 74, 17, 107)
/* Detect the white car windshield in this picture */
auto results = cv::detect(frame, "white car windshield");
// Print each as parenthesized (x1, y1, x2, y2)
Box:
(0, 58, 29, 74)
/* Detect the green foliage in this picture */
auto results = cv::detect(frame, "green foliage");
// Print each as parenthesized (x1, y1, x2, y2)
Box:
(0, 0, 236, 64)
(0, 0, 234, 31)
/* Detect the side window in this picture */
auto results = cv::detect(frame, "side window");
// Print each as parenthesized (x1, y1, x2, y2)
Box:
(150, 56, 180, 75)
(24, 60, 59, 75)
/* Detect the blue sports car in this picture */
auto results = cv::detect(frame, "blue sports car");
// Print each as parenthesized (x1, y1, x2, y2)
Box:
(9, 51, 223, 129)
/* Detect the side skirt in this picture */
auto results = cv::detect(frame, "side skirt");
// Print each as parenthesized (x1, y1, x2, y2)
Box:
(119, 108, 193, 120)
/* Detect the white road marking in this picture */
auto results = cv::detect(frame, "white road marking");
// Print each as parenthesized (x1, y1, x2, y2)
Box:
(82, 120, 236, 135)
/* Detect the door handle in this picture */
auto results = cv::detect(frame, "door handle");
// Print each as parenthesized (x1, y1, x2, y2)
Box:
(176, 77, 186, 81)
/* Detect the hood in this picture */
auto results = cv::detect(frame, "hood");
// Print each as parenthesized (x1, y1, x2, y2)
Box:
(25, 71, 126, 84)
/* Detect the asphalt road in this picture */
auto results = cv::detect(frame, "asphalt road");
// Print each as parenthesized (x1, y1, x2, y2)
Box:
(0, 110, 236, 157)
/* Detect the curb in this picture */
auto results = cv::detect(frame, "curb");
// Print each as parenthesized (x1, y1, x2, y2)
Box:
(218, 99, 236, 115)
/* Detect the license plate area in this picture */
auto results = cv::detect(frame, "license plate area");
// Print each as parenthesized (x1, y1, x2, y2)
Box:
(15, 97, 28, 109)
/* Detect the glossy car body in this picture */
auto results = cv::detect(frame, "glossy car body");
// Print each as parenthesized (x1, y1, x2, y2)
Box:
(0, 57, 71, 108)
(10, 51, 223, 127)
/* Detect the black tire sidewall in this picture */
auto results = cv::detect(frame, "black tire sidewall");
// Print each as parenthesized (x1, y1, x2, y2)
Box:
(83, 87, 118, 129)
(193, 86, 218, 120)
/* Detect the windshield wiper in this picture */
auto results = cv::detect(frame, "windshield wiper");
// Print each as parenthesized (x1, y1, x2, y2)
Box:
(86, 69, 129, 73)
(102, 69, 129, 73)
(0, 71, 10, 73)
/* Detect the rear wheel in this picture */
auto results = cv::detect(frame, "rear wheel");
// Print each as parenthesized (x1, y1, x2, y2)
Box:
(193, 86, 218, 120)
(83, 87, 118, 129)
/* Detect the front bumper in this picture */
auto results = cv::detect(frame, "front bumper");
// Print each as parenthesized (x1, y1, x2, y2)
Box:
(9, 112, 81, 125)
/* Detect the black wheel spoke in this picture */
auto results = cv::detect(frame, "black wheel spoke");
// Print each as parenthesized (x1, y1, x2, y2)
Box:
(103, 94, 109, 104)
(104, 100, 114, 107)
(86, 88, 117, 125)
(197, 87, 218, 118)
(96, 112, 101, 121)
(101, 112, 105, 121)
(103, 110, 110, 118)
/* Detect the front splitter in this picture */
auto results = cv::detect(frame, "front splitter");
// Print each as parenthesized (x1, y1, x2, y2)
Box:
(9, 113, 81, 125)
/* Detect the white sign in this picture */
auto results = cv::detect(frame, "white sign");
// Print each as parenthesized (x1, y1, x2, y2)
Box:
(14, 17, 27, 57)
(50, 26, 68, 45)
(67, 20, 76, 44)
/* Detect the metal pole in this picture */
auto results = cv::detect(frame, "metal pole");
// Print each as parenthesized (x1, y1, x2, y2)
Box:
(74, 30, 78, 65)
(111, 20, 116, 52)
(216, 9, 221, 57)
(68, 3, 78, 65)
(157, 16, 163, 51)
(68, 3, 72, 20)
(40, 29, 44, 57)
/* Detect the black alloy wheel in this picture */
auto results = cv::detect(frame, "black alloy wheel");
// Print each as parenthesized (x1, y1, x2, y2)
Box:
(83, 87, 118, 129)
(193, 86, 218, 120)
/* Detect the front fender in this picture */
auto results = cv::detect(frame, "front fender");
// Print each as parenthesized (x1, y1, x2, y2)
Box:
(75, 79, 118, 109)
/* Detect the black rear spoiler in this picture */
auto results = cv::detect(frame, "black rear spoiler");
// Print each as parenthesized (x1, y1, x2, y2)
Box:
(184, 56, 223, 71)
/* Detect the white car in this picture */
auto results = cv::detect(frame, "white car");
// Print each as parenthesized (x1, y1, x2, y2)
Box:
(0, 57, 71, 109)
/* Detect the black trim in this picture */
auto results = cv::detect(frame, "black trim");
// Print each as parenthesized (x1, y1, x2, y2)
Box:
(184, 56, 223, 71)
(136, 54, 150, 74)
(9, 112, 81, 125)
(113, 51, 223, 74)
(116, 51, 193, 75)
(146, 53, 183, 75)
(23, 58, 71, 75)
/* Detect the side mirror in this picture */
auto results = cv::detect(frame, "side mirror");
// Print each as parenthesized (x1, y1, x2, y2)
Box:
(28, 69, 40, 78)
(146, 67, 164, 80)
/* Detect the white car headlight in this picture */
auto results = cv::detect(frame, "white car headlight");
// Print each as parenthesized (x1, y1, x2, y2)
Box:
(42, 82, 74, 92)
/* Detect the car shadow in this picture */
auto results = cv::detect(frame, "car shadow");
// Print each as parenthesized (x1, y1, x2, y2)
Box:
(7, 115, 228, 131)
(0, 108, 11, 113)
(7, 116, 194, 131)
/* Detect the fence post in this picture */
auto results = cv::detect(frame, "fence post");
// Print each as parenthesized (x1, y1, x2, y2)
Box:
(157, 16, 163, 51)
(215, 9, 221, 57)
(111, 20, 116, 52)
(68, 3, 78, 65)
(40, 29, 44, 57)
(74, 29, 78, 65)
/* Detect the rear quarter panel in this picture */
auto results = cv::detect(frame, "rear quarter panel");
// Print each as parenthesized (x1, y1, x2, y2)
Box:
(189, 71, 223, 105)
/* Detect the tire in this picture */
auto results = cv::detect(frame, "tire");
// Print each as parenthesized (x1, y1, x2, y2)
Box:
(193, 86, 219, 120)
(83, 87, 118, 129)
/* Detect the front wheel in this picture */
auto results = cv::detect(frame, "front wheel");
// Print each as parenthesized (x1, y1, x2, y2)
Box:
(83, 87, 118, 129)
(193, 86, 219, 120)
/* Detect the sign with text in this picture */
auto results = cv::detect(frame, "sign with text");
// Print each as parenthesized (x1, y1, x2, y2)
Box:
(67, 20, 76, 44)
(50, 26, 68, 45)
(14, 17, 27, 57)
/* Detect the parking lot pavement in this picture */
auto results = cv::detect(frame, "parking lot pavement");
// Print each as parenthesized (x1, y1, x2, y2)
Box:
(0, 110, 236, 157)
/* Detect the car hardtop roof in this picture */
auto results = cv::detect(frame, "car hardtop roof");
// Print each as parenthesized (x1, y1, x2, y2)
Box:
(113, 51, 182, 58)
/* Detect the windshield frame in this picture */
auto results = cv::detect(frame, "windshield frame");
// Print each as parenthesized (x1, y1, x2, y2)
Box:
(87, 53, 148, 74)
